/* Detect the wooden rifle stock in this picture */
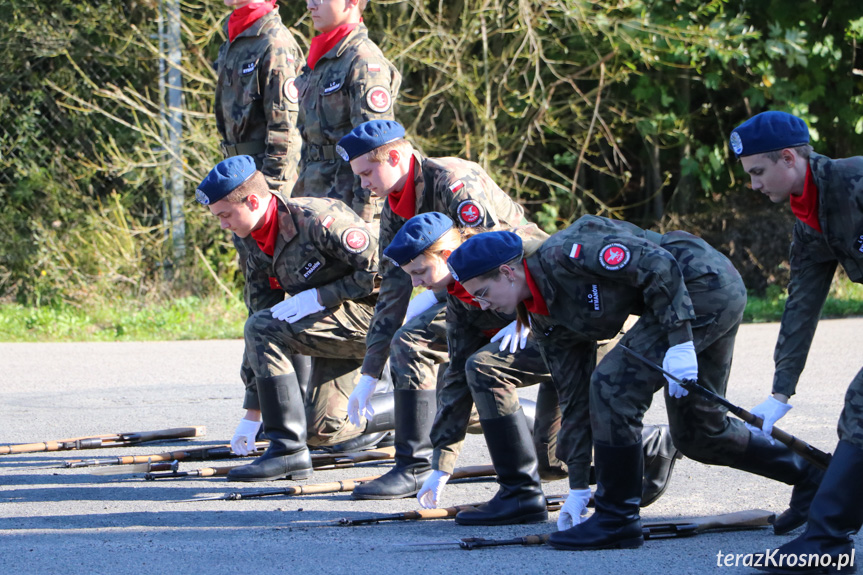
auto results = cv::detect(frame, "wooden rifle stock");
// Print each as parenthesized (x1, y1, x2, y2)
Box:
(0, 426, 206, 455)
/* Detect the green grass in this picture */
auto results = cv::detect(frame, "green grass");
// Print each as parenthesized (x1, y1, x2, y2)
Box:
(1, 278, 860, 342)
(743, 277, 863, 323)
(0, 295, 246, 342)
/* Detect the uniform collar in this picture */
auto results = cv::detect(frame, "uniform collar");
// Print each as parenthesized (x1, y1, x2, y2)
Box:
(522, 260, 549, 315)
(272, 196, 298, 262)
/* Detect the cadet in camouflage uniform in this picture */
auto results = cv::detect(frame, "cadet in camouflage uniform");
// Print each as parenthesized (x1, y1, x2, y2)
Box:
(334, 120, 529, 500)
(215, 0, 303, 195)
(448, 216, 825, 550)
(731, 112, 863, 573)
(196, 155, 393, 482)
(390, 214, 680, 526)
(292, 0, 400, 222)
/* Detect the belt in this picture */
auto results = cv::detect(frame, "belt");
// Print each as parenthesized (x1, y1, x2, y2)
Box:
(221, 140, 266, 158)
(306, 143, 336, 163)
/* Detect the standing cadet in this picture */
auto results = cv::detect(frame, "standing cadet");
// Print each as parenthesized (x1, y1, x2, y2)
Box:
(196, 156, 393, 482)
(292, 0, 400, 222)
(382, 213, 680, 526)
(447, 217, 825, 550)
(335, 120, 528, 500)
(215, 0, 303, 195)
(730, 111, 863, 574)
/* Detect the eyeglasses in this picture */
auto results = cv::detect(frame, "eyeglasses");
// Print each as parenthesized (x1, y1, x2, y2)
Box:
(471, 286, 491, 307)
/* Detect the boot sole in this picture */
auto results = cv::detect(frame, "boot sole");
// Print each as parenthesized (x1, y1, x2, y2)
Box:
(548, 536, 644, 551)
(227, 468, 313, 482)
(454, 510, 549, 526)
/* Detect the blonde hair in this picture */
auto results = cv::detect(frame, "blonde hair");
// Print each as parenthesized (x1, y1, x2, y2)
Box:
(223, 171, 271, 204)
(367, 139, 412, 163)
(421, 227, 485, 261)
(765, 144, 813, 162)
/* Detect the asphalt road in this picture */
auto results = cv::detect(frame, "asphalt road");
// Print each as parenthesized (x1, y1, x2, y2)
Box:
(1, 318, 861, 575)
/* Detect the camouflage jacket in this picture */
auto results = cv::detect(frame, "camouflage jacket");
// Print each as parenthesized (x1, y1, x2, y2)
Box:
(292, 23, 401, 222)
(215, 10, 304, 194)
(361, 151, 527, 378)
(431, 226, 548, 471)
(773, 152, 863, 397)
(233, 196, 379, 316)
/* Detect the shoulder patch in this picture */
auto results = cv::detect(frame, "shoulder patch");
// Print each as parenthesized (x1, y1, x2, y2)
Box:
(365, 85, 392, 113)
(367, 62, 381, 73)
(321, 215, 335, 229)
(456, 199, 483, 227)
(323, 80, 342, 94)
(241, 61, 256, 76)
(598, 243, 631, 271)
(341, 227, 371, 254)
(283, 77, 298, 103)
(301, 258, 323, 279)
(569, 243, 582, 259)
(448, 180, 465, 194)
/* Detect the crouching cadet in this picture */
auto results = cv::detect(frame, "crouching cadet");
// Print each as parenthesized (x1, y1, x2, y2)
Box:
(196, 155, 393, 482)
(448, 216, 825, 550)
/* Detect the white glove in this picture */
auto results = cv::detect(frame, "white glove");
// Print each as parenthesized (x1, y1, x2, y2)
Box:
(745, 396, 793, 443)
(662, 341, 697, 398)
(270, 289, 324, 324)
(230, 418, 262, 456)
(347, 375, 379, 427)
(417, 470, 451, 509)
(490, 320, 530, 354)
(404, 290, 439, 324)
(557, 488, 592, 530)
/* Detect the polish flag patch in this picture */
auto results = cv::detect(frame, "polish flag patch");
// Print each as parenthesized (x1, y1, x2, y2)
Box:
(368, 62, 381, 72)
(449, 180, 465, 194)
(322, 215, 335, 229)
(569, 243, 582, 259)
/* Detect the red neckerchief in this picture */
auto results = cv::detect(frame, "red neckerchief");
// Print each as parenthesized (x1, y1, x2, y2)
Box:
(448, 281, 481, 308)
(250, 195, 280, 256)
(228, 1, 277, 43)
(387, 155, 418, 219)
(789, 165, 822, 233)
(522, 261, 549, 316)
(307, 22, 358, 70)
(447, 281, 500, 338)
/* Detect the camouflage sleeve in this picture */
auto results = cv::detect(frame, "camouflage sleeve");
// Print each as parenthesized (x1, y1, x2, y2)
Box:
(560, 232, 696, 346)
(346, 55, 401, 218)
(308, 208, 378, 309)
(259, 34, 303, 189)
(441, 170, 503, 230)
(772, 223, 838, 397)
(429, 294, 488, 473)
(233, 234, 285, 410)
(362, 210, 409, 378)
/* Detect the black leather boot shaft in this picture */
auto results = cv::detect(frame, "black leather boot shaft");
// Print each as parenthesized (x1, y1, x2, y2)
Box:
(755, 440, 863, 574)
(228, 374, 313, 482)
(455, 408, 548, 526)
(352, 389, 435, 500)
(641, 424, 681, 507)
(290, 354, 311, 403)
(736, 433, 825, 535)
(548, 441, 644, 551)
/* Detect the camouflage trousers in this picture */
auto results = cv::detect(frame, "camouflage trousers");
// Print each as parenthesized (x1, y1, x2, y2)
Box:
(838, 365, 863, 450)
(589, 278, 749, 468)
(390, 301, 449, 391)
(466, 339, 565, 480)
(244, 299, 373, 447)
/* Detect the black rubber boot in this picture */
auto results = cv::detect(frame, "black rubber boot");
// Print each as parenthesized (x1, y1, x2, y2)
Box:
(323, 392, 395, 454)
(735, 433, 825, 535)
(754, 440, 863, 574)
(291, 354, 312, 403)
(641, 424, 682, 507)
(455, 408, 548, 526)
(352, 389, 435, 500)
(227, 374, 313, 482)
(548, 441, 644, 551)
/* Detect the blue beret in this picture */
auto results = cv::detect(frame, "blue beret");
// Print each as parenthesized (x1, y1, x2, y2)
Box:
(730, 111, 810, 158)
(447, 231, 523, 283)
(336, 120, 406, 162)
(196, 155, 257, 205)
(383, 212, 454, 267)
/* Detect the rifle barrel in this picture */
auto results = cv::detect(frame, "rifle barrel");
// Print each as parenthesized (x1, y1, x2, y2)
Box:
(1, 426, 207, 455)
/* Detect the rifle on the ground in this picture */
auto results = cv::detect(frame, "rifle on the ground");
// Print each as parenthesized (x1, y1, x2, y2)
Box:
(0, 426, 207, 455)
(145, 446, 398, 480)
(405, 508, 775, 549)
(91, 460, 180, 475)
(173, 464, 496, 502)
(619, 345, 832, 471)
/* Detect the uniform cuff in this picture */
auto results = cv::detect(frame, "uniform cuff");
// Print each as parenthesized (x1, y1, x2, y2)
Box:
(432, 449, 458, 475)
(772, 373, 798, 399)
(567, 462, 592, 490)
(243, 388, 260, 411)
(666, 323, 694, 347)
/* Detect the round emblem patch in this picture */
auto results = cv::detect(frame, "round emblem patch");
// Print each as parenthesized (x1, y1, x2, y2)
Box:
(447, 262, 460, 283)
(730, 131, 743, 156)
(195, 189, 210, 205)
(365, 86, 392, 113)
(335, 145, 350, 162)
(342, 228, 371, 254)
(598, 243, 631, 271)
(457, 200, 483, 227)
(283, 77, 298, 104)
